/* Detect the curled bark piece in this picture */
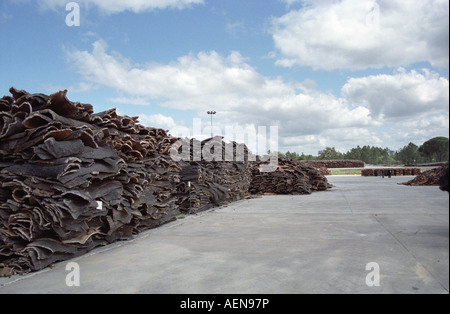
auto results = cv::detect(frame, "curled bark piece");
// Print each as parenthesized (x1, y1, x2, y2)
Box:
(46, 90, 79, 117)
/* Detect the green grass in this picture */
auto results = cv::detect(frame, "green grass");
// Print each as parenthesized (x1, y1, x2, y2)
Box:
(330, 170, 362, 175)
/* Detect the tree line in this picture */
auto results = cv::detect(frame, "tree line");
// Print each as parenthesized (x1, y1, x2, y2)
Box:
(277, 137, 449, 165)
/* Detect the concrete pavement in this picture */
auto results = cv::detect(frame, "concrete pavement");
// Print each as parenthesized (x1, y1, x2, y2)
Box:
(0, 175, 448, 294)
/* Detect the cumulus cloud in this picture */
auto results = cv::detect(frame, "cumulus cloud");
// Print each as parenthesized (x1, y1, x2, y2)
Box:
(342, 68, 449, 120)
(65, 40, 374, 137)
(281, 127, 384, 154)
(393, 114, 450, 144)
(138, 113, 178, 130)
(107, 97, 151, 106)
(65, 40, 449, 154)
(271, 0, 449, 70)
(37, 0, 204, 13)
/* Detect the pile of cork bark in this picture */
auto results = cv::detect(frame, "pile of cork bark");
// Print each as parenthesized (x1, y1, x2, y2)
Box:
(400, 163, 449, 187)
(249, 157, 332, 195)
(361, 168, 421, 177)
(1, 88, 331, 277)
(299, 160, 365, 169)
(0, 88, 181, 277)
(176, 137, 254, 213)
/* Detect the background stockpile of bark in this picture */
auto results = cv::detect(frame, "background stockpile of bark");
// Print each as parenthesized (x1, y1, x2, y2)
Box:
(249, 157, 332, 195)
(0, 88, 182, 277)
(0, 88, 331, 277)
(300, 160, 365, 169)
(298, 160, 365, 176)
(400, 162, 449, 187)
(361, 168, 421, 177)
(176, 137, 254, 213)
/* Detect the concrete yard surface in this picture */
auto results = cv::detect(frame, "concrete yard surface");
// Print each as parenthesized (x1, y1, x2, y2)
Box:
(0, 176, 448, 294)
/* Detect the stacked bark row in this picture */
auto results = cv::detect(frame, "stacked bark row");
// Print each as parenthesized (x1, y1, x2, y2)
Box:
(361, 168, 421, 177)
(249, 158, 332, 195)
(405, 162, 448, 167)
(176, 137, 254, 213)
(1, 88, 332, 277)
(400, 163, 449, 186)
(0, 88, 181, 277)
(299, 160, 365, 169)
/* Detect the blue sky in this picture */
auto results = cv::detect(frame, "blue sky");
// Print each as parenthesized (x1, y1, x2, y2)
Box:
(0, 0, 449, 155)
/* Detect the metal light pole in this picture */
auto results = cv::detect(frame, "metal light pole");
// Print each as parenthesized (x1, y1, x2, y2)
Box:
(207, 111, 216, 138)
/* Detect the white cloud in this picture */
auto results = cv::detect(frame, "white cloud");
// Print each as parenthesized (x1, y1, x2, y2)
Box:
(138, 113, 178, 130)
(225, 21, 246, 38)
(342, 68, 449, 120)
(66, 40, 266, 110)
(321, 128, 384, 151)
(42, 81, 96, 95)
(271, 0, 449, 70)
(70, 81, 95, 93)
(38, 0, 204, 13)
(65, 40, 449, 154)
(281, 127, 383, 154)
(107, 97, 150, 106)
(392, 114, 450, 145)
(65, 40, 373, 135)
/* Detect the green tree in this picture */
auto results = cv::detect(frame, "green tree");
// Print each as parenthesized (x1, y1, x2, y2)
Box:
(419, 137, 449, 162)
(344, 146, 362, 160)
(343, 145, 398, 165)
(299, 153, 316, 161)
(285, 151, 301, 160)
(317, 147, 343, 160)
(396, 142, 421, 164)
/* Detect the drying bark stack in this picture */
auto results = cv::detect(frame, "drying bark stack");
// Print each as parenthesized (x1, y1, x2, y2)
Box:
(361, 168, 421, 177)
(249, 157, 331, 195)
(300, 160, 365, 169)
(0, 88, 181, 277)
(176, 137, 254, 213)
(400, 163, 449, 186)
(1, 88, 333, 277)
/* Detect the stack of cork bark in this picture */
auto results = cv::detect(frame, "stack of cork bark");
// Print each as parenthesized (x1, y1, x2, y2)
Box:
(249, 157, 331, 195)
(1, 87, 332, 277)
(0, 88, 181, 277)
(299, 160, 365, 169)
(176, 137, 254, 213)
(361, 168, 421, 177)
(400, 163, 449, 186)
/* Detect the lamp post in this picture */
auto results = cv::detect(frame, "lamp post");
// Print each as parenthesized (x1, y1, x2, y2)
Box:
(207, 111, 216, 138)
